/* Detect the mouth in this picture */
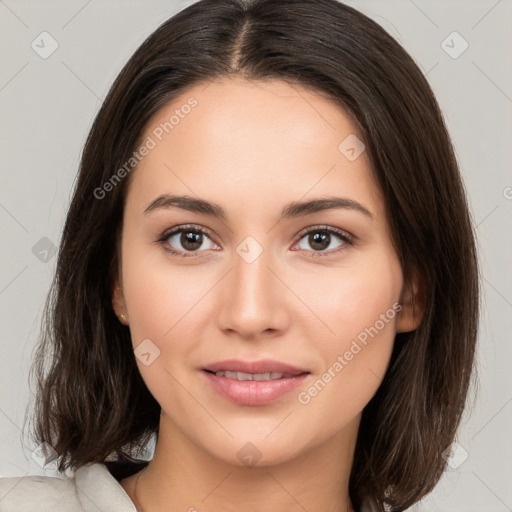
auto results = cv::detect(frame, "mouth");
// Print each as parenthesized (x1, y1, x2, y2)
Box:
(204, 370, 302, 381)
(201, 359, 310, 406)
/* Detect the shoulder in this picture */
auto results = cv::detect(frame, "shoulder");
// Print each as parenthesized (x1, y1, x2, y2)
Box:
(0, 472, 78, 512)
(0, 463, 137, 512)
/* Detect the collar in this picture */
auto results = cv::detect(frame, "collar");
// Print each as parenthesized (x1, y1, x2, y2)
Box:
(74, 462, 138, 512)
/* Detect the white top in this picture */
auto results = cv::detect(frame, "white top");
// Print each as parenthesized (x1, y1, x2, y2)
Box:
(0, 462, 377, 511)
(0, 463, 137, 512)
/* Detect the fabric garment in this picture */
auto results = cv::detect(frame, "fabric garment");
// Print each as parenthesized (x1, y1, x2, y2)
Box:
(0, 462, 377, 511)
(0, 463, 136, 512)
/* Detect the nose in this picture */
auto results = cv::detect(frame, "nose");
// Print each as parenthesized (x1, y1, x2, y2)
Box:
(216, 243, 291, 340)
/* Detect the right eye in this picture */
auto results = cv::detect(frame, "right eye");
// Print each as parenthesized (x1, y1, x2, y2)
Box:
(158, 224, 220, 257)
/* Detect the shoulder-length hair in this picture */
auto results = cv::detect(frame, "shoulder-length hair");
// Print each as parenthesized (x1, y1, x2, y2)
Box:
(29, 1, 479, 510)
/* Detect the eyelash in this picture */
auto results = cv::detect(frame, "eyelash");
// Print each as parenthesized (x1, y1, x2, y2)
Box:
(157, 223, 354, 258)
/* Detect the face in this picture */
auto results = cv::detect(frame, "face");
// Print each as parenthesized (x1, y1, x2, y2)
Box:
(113, 78, 418, 467)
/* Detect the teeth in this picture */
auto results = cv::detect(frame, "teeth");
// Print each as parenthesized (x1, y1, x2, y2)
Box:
(214, 371, 288, 381)
(235, 371, 253, 381)
(253, 372, 271, 381)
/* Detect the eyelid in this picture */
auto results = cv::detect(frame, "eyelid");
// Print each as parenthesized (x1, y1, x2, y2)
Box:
(156, 223, 219, 258)
(290, 224, 355, 257)
(158, 223, 215, 242)
(157, 223, 355, 258)
(294, 224, 355, 244)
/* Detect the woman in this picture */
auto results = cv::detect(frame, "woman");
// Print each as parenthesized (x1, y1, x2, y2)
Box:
(0, 0, 479, 511)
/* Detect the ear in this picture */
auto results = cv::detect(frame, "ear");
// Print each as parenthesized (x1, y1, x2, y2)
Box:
(396, 270, 425, 333)
(112, 275, 129, 325)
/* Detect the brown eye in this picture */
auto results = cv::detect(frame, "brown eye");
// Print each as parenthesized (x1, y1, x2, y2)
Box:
(180, 231, 204, 251)
(308, 231, 331, 251)
(160, 225, 218, 257)
(294, 226, 353, 256)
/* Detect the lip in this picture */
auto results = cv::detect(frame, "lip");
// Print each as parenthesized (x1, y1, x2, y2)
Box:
(202, 359, 310, 406)
(203, 358, 308, 375)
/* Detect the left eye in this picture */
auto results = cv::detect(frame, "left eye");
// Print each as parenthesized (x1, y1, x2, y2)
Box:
(294, 227, 352, 255)
(158, 224, 353, 258)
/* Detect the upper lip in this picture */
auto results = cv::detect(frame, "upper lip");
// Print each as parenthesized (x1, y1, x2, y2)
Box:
(204, 359, 309, 376)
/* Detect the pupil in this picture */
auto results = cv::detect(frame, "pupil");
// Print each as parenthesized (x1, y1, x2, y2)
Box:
(310, 232, 329, 251)
(182, 231, 202, 251)
(179, 231, 331, 252)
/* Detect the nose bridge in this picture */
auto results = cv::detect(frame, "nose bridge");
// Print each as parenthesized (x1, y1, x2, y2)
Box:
(217, 237, 288, 336)
(230, 237, 276, 308)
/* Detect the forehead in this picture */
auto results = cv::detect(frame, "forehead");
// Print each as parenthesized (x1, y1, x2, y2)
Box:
(125, 77, 383, 220)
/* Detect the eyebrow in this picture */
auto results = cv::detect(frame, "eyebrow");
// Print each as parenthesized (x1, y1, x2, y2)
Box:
(144, 194, 374, 220)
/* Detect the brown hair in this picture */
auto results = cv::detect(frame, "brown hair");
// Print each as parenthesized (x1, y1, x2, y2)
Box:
(28, 1, 479, 510)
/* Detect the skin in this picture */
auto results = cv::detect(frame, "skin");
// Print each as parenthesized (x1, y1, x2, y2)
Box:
(113, 77, 422, 512)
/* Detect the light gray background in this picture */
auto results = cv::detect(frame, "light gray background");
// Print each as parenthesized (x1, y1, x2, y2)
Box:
(1, 1, 511, 510)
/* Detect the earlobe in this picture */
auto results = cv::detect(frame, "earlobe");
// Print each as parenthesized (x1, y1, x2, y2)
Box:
(112, 278, 129, 325)
(396, 273, 425, 333)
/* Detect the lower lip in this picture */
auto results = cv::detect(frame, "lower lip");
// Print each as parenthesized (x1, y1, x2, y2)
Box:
(202, 370, 310, 406)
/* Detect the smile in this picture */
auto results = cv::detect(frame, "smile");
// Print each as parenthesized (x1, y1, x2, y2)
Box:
(202, 369, 310, 406)
(210, 370, 295, 381)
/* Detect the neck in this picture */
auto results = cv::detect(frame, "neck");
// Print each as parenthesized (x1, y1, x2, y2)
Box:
(130, 412, 359, 512)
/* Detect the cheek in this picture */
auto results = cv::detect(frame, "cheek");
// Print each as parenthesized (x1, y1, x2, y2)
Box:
(295, 257, 401, 416)
(297, 334, 395, 440)
(292, 252, 401, 345)
(121, 249, 211, 411)
(119, 232, 241, 408)
(121, 240, 214, 346)
(121, 227, 402, 425)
